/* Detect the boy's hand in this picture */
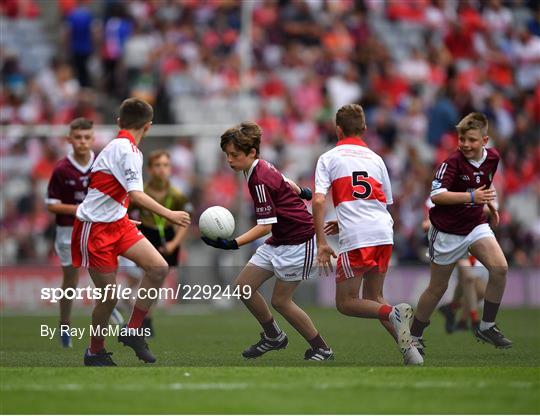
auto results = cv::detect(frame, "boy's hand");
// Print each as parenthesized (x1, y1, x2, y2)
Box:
(168, 211, 191, 227)
(201, 236, 239, 250)
(299, 187, 313, 201)
(323, 220, 339, 235)
(316, 244, 337, 276)
(486, 202, 499, 227)
(472, 185, 495, 204)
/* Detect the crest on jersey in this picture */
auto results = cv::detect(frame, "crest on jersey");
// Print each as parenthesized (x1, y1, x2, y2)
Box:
(125, 168, 138, 182)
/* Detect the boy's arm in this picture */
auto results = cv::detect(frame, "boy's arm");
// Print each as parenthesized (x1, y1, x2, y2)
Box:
(47, 203, 78, 216)
(431, 185, 496, 205)
(162, 224, 189, 254)
(313, 193, 337, 274)
(283, 176, 312, 200)
(129, 191, 190, 227)
(201, 224, 272, 250)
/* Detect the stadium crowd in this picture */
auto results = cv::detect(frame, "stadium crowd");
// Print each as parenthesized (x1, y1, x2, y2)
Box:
(1, 0, 539, 266)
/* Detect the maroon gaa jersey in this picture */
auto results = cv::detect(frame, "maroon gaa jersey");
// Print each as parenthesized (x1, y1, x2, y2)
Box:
(246, 159, 314, 246)
(46, 153, 95, 226)
(429, 148, 499, 235)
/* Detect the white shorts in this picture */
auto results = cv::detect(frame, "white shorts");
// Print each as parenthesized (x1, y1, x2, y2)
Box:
(54, 226, 73, 266)
(428, 223, 495, 265)
(248, 236, 316, 282)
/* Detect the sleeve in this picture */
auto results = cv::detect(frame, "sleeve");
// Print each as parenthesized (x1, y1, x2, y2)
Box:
(45, 169, 63, 205)
(249, 180, 277, 225)
(430, 157, 457, 197)
(314, 156, 331, 195)
(381, 161, 393, 205)
(122, 149, 144, 192)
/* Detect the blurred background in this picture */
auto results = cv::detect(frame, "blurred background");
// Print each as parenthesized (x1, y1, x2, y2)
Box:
(1, 0, 539, 310)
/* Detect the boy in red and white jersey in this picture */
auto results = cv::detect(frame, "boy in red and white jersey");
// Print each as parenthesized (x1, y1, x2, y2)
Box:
(72, 98, 190, 366)
(411, 112, 511, 355)
(313, 104, 422, 365)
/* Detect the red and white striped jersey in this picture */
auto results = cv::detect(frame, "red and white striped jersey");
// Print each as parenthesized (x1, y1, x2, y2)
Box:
(76, 130, 143, 223)
(315, 137, 394, 254)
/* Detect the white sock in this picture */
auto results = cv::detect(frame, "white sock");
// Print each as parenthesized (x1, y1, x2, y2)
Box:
(412, 335, 422, 342)
(479, 320, 495, 331)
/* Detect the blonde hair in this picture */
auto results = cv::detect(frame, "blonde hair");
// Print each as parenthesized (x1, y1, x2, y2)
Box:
(456, 112, 488, 137)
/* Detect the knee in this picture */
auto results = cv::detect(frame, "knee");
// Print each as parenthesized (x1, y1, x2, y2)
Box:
(271, 296, 288, 312)
(144, 260, 169, 283)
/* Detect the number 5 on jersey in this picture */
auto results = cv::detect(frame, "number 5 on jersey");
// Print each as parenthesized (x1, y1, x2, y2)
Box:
(352, 171, 372, 199)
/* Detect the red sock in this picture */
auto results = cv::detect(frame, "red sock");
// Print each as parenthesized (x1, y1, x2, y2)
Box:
(450, 301, 461, 311)
(128, 306, 148, 329)
(470, 310, 479, 323)
(378, 304, 392, 321)
(90, 337, 104, 354)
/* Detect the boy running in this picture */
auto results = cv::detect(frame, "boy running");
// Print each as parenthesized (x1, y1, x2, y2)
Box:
(46, 118, 119, 347)
(202, 121, 333, 361)
(313, 104, 423, 366)
(72, 98, 190, 366)
(411, 112, 511, 356)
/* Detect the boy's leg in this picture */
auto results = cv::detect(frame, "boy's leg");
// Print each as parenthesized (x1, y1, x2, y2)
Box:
(59, 266, 79, 326)
(88, 269, 118, 354)
(362, 271, 396, 341)
(468, 237, 511, 347)
(234, 263, 288, 359)
(411, 262, 456, 338)
(271, 279, 332, 360)
(121, 238, 169, 326)
(335, 276, 386, 318)
(469, 237, 507, 313)
(271, 280, 319, 342)
(234, 263, 275, 331)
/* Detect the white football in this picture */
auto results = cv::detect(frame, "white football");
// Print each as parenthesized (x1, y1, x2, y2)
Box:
(199, 206, 235, 240)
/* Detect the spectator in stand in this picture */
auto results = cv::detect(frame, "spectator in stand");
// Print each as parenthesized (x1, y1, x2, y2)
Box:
(63, 0, 96, 87)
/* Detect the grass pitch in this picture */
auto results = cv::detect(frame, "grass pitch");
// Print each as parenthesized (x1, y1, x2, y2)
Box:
(1, 308, 539, 414)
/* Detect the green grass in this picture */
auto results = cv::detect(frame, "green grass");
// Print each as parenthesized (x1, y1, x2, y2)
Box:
(1, 308, 539, 414)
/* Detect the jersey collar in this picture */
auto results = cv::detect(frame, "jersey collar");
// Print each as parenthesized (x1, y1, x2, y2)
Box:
(67, 151, 95, 174)
(466, 147, 487, 168)
(336, 137, 368, 147)
(117, 129, 137, 146)
(244, 159, 259, 182)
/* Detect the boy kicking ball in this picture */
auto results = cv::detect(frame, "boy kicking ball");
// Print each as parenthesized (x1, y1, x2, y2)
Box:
(202, 121, 333, 361)
(411, 112, 511, 357)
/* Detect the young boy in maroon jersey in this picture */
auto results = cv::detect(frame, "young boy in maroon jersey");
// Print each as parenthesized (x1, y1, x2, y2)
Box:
(411, 112, 512, 355)
(46, 118, 126, 348)
(202, 121, 333, 360)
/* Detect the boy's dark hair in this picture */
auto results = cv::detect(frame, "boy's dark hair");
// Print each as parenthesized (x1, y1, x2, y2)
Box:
(118, 98, 153, 129)
(336, 104, 366, 137)
(69, 117, 93, 132)
(456, 112, 488, 137)
(220, 121, 262, 156)
(147, 149, 170, 167)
